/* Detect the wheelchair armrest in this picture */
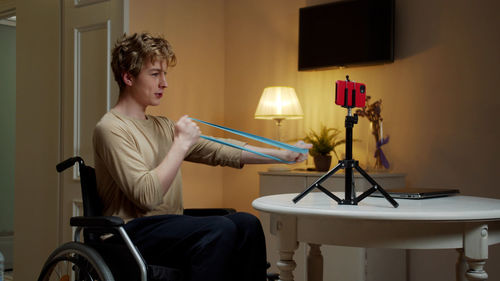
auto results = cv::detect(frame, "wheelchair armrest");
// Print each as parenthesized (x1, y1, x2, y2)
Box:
(183, 208, 236, 216)
(70, 216, 125, 227)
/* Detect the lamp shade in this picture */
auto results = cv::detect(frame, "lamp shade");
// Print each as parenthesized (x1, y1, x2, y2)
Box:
(254, 87, 304, 120)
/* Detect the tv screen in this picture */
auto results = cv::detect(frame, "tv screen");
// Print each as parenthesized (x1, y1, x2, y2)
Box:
(298, 0, 394, 70)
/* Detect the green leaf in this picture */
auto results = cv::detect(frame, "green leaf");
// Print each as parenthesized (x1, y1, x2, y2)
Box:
(303, 125, 346, 159)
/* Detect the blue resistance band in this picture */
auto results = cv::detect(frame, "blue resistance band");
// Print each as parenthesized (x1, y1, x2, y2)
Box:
(189, 117, 308, 164)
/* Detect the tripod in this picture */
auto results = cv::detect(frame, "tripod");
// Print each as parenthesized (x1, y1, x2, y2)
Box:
(293, 108, 399, 208)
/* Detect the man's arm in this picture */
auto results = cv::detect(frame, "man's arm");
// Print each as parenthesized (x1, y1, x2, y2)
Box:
(241, 141, 311, 164)
(154, 115, 200, 196)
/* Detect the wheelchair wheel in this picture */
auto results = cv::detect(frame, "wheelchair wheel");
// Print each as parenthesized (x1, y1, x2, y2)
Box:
(38, 241, 114, 281)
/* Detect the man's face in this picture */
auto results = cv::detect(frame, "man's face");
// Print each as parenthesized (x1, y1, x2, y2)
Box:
(129, 59, 168, 108)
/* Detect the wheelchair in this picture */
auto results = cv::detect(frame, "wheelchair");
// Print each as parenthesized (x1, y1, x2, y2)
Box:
(38, 157, 279, 281)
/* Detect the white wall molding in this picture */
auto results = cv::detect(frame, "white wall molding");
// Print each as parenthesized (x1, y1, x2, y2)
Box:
(72, 20, 111, 180)
(74, 0, 109, 8)
(0, 235, 13, 269)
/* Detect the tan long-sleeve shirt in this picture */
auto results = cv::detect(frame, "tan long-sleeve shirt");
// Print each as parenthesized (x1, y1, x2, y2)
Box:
(93, 110, 244, 222)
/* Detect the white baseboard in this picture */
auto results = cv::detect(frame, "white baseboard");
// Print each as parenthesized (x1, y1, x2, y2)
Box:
(0, 234, 14, 270)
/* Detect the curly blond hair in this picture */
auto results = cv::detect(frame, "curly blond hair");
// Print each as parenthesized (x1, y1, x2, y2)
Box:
(111, 33, 177, 92)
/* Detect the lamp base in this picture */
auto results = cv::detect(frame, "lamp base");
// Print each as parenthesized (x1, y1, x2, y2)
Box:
(267, 164, 291, 172)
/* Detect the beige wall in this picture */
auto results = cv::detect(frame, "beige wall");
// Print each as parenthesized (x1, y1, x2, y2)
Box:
(14, 0, 61, 280)
(226, 0, 500, 280)
(224, 0, 500, 211)
(224, 0, 309, 214)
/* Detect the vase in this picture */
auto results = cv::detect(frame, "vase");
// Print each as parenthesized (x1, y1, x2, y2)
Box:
(366, 132, 390, 172)
(313, 155, 332, 172)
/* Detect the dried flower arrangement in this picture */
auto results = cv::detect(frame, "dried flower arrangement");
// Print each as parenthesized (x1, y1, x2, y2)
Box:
(355, 96, 390, 169)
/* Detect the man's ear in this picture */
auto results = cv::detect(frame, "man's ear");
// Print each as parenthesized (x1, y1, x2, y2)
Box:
(122, 72, 134, 86)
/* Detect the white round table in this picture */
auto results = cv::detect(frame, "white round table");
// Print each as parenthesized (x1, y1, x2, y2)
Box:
(253, 192, 500, 281)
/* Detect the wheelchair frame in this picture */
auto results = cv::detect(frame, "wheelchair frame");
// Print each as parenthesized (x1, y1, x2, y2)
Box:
(38, 156, 278, 281)
(38, 157, 151, 281)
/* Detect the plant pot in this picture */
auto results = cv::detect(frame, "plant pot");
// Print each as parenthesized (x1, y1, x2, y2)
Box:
(313, 155, 332, 172)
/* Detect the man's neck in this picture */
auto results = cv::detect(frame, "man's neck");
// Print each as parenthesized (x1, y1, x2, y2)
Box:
(113, 95, 147, 120)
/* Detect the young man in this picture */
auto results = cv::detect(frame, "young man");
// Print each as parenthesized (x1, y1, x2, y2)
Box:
(93, 32, 310, 281)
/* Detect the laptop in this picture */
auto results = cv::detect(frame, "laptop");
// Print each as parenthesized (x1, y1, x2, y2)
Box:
(369, 187, 460, 199)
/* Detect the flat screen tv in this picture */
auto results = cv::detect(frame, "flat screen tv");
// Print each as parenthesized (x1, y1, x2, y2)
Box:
(298, 0, 395, 70)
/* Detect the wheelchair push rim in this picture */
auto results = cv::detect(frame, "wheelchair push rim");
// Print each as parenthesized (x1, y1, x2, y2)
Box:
(38, 242, 115, 281)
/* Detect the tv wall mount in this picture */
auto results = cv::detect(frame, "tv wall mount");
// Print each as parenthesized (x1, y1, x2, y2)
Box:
(293, 76, 399, 208)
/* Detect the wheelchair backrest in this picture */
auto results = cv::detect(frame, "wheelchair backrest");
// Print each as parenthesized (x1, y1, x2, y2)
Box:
(57, 157, 104, 217)
(79, 164, 104, 217)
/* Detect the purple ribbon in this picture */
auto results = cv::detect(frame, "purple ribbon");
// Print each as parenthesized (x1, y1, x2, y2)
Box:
(375, 136, 390, 169)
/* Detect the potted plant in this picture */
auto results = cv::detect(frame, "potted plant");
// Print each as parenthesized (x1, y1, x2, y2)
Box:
(304, 125, 345, 171)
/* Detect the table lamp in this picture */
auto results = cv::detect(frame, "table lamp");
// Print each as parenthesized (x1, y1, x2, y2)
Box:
(254, 86, 304, 170)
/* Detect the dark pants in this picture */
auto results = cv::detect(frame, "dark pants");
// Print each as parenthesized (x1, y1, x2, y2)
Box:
(124, 212, 267, 281)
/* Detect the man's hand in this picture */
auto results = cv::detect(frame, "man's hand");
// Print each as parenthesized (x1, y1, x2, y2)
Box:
(174, 115, 201, 150)
(283, 140, 312, 163)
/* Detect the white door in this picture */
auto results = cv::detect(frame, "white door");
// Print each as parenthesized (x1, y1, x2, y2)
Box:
(60, 0, 128, 243)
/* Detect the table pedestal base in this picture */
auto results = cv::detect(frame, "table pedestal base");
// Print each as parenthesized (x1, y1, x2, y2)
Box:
(465, 259, 488, 281)
(464, 224, 489, 281)
(307, 244, 323, 281)
(277, 251, 297, 281)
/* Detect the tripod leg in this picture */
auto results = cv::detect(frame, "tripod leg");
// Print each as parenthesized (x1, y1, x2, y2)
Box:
(354, 165, 399, 208)
(316, 185, 342, 203)
(292, 162, 344, 203)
